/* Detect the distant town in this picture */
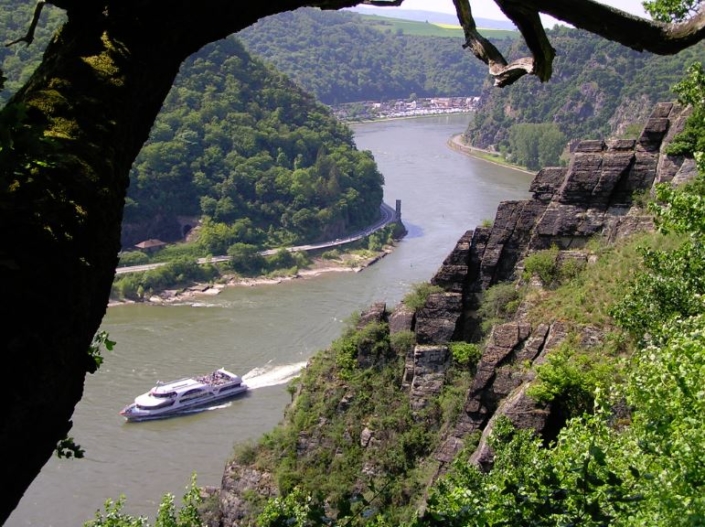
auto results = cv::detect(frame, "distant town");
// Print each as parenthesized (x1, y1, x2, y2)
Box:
(330, 96, 480, 121)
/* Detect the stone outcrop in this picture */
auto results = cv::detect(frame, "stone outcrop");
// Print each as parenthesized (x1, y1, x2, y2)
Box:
(432, 102, 692, 342)
(214, 103, 695, 525)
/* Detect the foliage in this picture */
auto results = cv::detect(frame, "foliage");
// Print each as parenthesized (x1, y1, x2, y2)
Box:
(403, 282, 444, 310)
(244, 312, 447, 526)
(55, 436, 85, 459)
(237, 8, 505, 105)
(477, 282, 522, 333)
(87, 330, 115, 371)
(390, 330, 416, 354)
(612, 166, 705, 342)
(118, 251, 150, 267)
(0, 1, 65, 103)
(124, 37, 384, 248)
(422, 307, 705, 526)
(111, 258, 218, 301)
(467, 26, 705, 153)
(332, 320, 390, 379)
(418, 87, 705, 525)
(448, 342, 482, 369)
(522, 245, 560, 285)
(665, 62, 705, 165)
(508, 122, 567, 170)
(84, 474, 203, 527)
(643, 0, 703, 22)
(257, 487, 328, 527)
(227, 243, 265, 275)
(528, 340, 616, 419)
(610, 236, 705, 342)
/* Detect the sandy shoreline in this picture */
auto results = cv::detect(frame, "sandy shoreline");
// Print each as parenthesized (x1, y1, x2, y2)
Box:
(108, 249, 390, 307)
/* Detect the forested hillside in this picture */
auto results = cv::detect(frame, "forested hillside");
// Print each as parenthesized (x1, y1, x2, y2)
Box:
(466, 25, 705, 165)
(1, 3, 384, 250)
(123, 37, 384, 247)
(237, 8, 511, 104)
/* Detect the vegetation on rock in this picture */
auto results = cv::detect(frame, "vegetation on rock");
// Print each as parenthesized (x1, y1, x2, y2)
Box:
(466, 26, 705, 162)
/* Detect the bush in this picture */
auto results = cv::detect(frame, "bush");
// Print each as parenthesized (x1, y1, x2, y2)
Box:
(321, 249, 340, 260)
(448, 342, 482, 369)
(390, 330, 415, 354)
(522, 245, 560, 285)
(527, 340, 615, 418)
(85, 474, 203, 527)
(117, 251, 149, 266)
(558, 257, 586, 282)
(477, 282, 522, 334)
(227, 243, 265, 275)
(403, 282, 443, 310)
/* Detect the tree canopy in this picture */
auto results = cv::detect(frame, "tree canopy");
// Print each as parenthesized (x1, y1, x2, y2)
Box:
(124, 36, 383, 248)
(1, 0, 705, 524)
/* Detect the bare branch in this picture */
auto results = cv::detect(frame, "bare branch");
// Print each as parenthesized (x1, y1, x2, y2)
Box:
(495, 0, 555, 82)
(6, 0, 45, 47)
(516, 0, 705, 55)
(452, 0, 521, 85)
(453, 0, 705, 87)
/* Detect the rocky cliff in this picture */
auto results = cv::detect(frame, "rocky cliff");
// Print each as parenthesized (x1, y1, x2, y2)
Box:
(210, 102, 696, 526)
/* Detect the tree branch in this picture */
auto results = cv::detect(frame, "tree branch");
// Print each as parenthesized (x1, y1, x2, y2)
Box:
(520, 0, 705, 55)
(6, 0, 45, 47)
(453, 0, 705, 87)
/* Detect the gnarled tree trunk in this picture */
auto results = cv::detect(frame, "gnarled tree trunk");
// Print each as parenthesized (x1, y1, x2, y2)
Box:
(1, 0, 703, 523)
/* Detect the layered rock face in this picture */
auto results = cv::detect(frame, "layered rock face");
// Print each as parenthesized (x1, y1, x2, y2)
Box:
(426, 102, 694, 470)
(213, 103, 695, 525)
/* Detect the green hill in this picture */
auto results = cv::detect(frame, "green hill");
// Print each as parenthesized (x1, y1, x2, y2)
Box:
(0, 2, 385, 250)
(237, 8, 512, 105)
(467, 25, 705, 159)
(123, 37, 384, 248)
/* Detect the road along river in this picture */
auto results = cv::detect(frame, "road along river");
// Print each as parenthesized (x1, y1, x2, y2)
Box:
(8, 114, 534, 526)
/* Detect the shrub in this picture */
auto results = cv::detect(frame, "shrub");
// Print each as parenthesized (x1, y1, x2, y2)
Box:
(85, 474, 203, 527)
(527, 340, 615, 419)
(477, 282, 522, 334)
(558, 257, 587, 282)
(118, 251, 149, 266)
(403, 282, 443, 310)
(390, 330, 415, 354)
(449, 342, 482, 369)
(522, 245, 560, 285)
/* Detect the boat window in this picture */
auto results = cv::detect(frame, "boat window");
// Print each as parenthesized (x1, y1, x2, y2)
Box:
(181, 389, 208, 400)
(137, 399, 175, 410)
(152, 391, 176, 399)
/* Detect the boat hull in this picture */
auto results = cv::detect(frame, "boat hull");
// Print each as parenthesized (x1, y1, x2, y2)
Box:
(121, 384, 248, 422)
(120, 368, 248, 422)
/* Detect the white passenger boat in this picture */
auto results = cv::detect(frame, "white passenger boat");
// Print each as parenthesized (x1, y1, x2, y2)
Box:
(120, 368, 248, 422)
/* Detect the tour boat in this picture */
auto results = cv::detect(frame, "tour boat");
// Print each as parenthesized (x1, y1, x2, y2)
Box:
(120, 368, 248, 422)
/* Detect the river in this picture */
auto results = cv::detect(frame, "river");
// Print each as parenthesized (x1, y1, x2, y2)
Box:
(8, 114, 533, 527)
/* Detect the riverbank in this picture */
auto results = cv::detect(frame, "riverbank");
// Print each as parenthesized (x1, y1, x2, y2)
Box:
(447, 133, 536, 175)
(345, 110, 474, 124)
(109, 247, 392, 307)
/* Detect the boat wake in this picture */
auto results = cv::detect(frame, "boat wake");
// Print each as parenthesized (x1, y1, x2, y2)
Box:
(242, 362, 307, 389)
(181, 401, 233, 415)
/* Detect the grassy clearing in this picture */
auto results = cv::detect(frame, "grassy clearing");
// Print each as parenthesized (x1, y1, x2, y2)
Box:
(359, 14, 518, 39)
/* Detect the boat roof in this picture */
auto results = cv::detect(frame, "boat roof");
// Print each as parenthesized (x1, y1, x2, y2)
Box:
(150, 368, 240, 395)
